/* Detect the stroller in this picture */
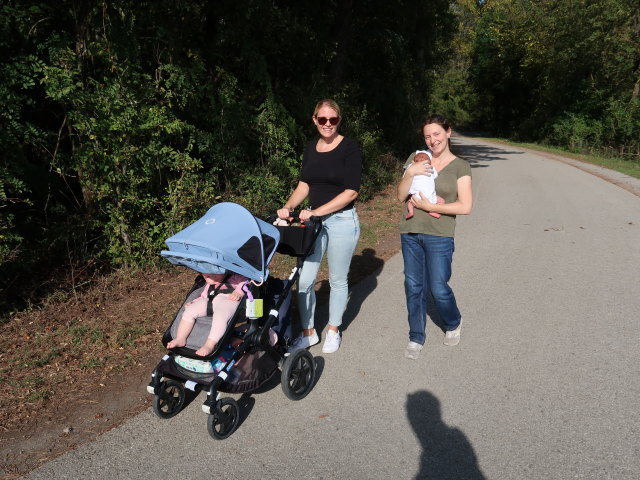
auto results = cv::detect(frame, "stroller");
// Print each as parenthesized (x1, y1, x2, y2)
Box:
(146, 202, 322, 439)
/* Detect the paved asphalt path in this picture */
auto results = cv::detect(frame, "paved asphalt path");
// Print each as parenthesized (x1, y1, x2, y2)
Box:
(22, 136, 640, 479)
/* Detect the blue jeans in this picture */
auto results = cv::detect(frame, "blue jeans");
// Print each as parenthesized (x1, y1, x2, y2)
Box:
(401, 233, 461, 344)
(297, 208, 360, 330)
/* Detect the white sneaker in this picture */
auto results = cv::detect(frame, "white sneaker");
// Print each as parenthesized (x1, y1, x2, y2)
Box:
(287, 331, 319, 353)
(444, 321, 461, 346)
(405, 341, 423, 360)
(322, 330, 341, 354)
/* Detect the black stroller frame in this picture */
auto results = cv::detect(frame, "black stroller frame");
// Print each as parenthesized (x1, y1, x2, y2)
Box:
(147, 210, 322, 439)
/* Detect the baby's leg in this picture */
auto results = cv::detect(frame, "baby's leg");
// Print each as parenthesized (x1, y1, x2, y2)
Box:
(167, 299, 206, 349)
(195, 295, 239, 356)
(406, 200, 415, 219)
(428, 196, 446, 218)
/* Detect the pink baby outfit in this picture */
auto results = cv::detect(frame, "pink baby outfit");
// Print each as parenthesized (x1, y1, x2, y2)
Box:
(181, 273, 247, 343)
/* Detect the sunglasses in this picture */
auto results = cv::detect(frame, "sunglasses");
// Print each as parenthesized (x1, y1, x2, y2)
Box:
(316, 116, 340, 126)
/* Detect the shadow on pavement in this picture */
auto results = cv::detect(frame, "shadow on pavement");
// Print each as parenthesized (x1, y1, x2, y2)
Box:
(452, 141, 524, 168)
(312, 247, 385, 334)
(407, 390, 486, 480)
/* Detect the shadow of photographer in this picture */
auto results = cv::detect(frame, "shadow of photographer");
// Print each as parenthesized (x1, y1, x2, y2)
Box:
(407, 390, 486, 480)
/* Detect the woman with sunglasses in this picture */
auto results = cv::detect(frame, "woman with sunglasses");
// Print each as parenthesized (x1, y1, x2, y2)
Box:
(397, 114, 472, 360)
(277, 99, 362, 354)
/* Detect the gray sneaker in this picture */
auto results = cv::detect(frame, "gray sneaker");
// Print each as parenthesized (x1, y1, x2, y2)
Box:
(405, 341, 423, 360)
(444, 321, 461, 346)
(287, 331, 320, 353)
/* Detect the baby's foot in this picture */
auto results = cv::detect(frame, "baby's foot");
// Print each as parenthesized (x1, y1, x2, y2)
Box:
(195, 342, 216, 357)
(167, 338, 186, 349)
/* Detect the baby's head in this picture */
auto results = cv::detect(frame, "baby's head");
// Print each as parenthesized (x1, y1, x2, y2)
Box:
(413, 152, 431, 165)
(202, 272, 226, 283)
(414, 152, 431, 164)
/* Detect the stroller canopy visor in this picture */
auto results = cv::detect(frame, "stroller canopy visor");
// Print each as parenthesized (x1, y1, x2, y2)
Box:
(161, 202, 280, 282)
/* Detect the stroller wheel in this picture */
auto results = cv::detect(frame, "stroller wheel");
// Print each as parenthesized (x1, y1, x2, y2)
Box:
(207, 397, 240, 440)
(281, 349, 316, 401)
(152, 379, 186, 419)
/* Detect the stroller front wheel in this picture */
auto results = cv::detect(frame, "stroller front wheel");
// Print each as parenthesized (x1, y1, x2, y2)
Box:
(207, 397, 240, 440)
(152, 379, 186, 419)
(281, 349, 316, 400)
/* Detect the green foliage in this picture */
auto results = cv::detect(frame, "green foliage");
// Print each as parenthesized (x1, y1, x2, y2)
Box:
(448, 0, 640, 158)
(548, 113, 603, 153)
(1, 0, 461, 313)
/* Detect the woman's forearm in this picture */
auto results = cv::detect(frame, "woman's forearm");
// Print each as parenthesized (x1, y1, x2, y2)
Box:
(410, 176, 473, 215)
(284, 182, 310, 210)
(397, 175, 414, 202)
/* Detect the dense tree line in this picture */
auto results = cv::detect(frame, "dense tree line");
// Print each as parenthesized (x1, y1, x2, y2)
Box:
(2, 0, 638, 312)
(432, 0, 640, 156)
(0, 0, 454, 311)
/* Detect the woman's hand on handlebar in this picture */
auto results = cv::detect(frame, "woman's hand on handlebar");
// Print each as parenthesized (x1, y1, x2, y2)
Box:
(299, 209, 315, 222)
(277, 207, 291, 220)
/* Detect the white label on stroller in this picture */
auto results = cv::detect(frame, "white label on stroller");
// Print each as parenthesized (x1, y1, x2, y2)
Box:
(270, 309, 279, 318)
(218, 371, 228, 380)
(246, 299, 263, 318)
(185, 380, 198, 391)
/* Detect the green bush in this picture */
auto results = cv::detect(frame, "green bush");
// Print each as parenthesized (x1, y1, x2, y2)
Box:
(548, 113, 603, 153)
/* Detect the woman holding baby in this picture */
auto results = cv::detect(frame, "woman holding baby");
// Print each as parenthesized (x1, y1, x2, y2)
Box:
(397, 114, 473, 359)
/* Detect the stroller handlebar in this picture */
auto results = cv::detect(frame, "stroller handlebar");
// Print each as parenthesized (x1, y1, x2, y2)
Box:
(267, 211, 321, 226)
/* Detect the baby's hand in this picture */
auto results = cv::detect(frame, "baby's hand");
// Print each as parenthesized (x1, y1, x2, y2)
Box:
(228, 291, 243, 302)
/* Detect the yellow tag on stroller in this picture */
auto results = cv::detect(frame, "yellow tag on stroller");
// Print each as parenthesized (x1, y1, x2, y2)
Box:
(245, 299, 263, 319)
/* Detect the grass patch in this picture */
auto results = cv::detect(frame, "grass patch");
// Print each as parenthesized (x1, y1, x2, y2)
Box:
(359, 223, 378, 245)
(116, 325, 146, 347)
(81, 356, 103, 369)
(30, 347, 61, 367)
(26, 390, 50, 402)
(89, 327, 106, 344)
(70, 325, 89, 345)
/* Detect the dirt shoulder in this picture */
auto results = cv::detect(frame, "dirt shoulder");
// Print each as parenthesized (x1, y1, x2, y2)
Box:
(0, 184, 403, 480)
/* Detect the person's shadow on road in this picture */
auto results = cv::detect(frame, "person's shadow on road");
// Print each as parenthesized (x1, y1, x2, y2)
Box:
(313, 247, 384, 333)
(407, 390, 487, 480)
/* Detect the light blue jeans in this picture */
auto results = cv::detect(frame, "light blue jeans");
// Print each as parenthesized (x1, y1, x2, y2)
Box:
(297, 208, 360, 330)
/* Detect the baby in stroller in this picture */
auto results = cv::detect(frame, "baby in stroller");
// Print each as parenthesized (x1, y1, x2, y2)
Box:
(167, 269, 279, 357)
(167, 271, 248, 356)
(149, 202, 320, 439)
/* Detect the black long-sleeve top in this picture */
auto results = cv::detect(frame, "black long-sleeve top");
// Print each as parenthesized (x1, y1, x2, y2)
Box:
(299, 137, 363, 210)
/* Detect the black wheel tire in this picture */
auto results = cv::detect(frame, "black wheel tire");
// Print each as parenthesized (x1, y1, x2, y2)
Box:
(152, 379, 186, 419)
(281, 349, 316, 401)
(207, 397, 240, 440)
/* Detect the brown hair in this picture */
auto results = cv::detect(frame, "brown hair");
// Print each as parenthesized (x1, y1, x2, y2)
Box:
(313, 99, 342, 118)
(421, 114, 451, 132)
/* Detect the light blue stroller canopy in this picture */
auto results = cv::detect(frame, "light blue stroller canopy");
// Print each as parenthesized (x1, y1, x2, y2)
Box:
(160, 202, 280, 282)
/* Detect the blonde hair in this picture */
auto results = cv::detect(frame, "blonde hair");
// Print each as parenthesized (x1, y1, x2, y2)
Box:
(313, 99, 341, 118)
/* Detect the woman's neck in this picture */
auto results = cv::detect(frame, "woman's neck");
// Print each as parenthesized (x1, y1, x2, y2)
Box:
(317, 134, 343, 152)
(431, 150, 456, 170)
(319, 133, 341, 145)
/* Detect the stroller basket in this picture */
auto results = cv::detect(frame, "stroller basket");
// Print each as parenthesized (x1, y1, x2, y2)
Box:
(275, 223, 317, 257)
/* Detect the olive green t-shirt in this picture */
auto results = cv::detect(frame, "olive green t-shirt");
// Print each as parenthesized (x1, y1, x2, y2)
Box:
(399, 154, 472, 238)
